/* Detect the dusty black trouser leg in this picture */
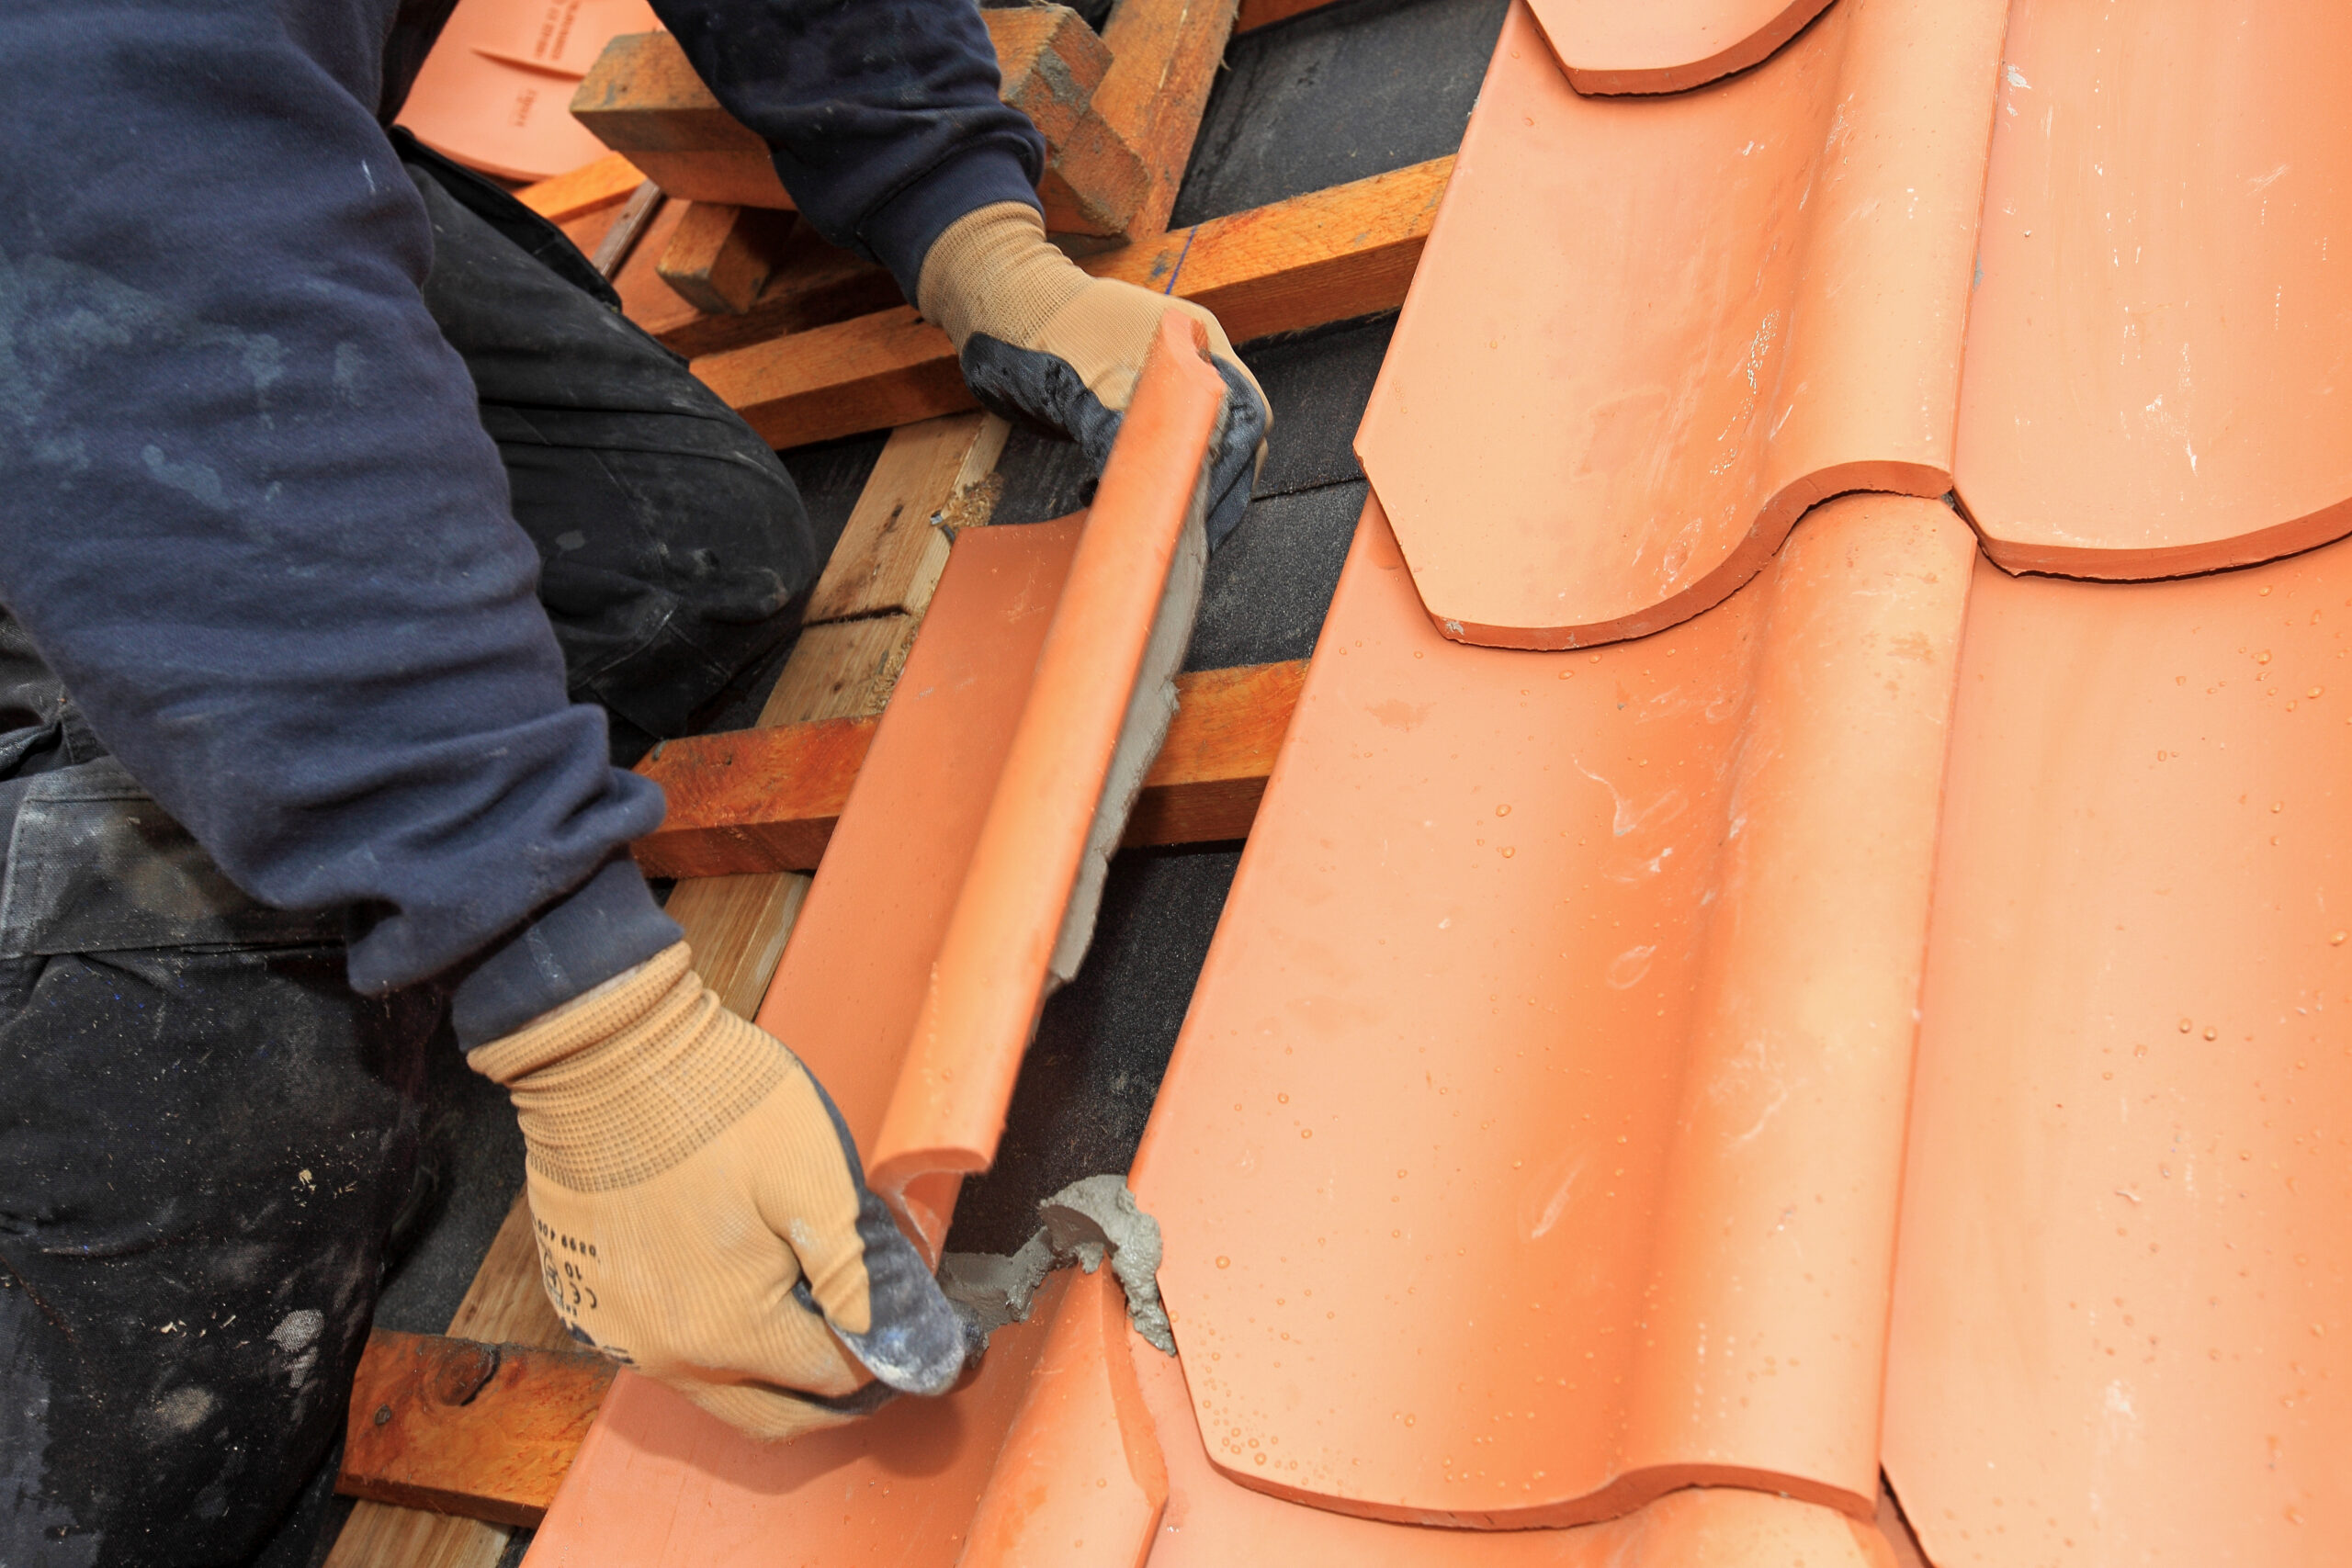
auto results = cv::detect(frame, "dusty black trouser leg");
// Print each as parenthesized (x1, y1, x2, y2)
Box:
(0, 148, 819, 1565)
(398, 133, 821, 761)
(0, 945, 440, 1566)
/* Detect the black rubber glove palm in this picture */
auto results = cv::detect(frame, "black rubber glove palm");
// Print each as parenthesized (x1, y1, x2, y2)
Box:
(918, 202, 1271, 547)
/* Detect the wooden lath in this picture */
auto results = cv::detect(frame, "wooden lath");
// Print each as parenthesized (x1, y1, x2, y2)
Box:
(633, 658, 1307, 879)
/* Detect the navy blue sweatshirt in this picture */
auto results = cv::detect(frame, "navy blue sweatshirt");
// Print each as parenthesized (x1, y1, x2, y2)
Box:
(0, 0, 1043, 1041)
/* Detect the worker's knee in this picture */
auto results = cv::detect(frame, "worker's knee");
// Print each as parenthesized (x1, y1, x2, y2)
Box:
(0, 945, 443, 1565)
(399, 136, 821, 747)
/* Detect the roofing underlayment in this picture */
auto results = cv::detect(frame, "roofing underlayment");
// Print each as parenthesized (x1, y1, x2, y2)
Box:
(530, 1, 2350, 1561)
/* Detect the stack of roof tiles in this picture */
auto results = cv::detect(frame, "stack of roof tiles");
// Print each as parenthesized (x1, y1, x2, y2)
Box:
(525, 2, 2352, 1562)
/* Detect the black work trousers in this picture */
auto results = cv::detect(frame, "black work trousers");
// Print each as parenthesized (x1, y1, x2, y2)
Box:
(0, 142, 816, 1567)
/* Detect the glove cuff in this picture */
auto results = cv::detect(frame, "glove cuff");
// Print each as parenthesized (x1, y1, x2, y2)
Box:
(467, 942, 790, 1192)
(915, 201, 1089, 353)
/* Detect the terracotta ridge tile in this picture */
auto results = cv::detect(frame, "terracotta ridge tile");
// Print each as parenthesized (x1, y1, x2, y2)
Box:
(865, 316, 1228, 1256)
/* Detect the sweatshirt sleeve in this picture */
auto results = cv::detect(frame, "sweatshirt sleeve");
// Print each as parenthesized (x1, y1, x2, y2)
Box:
(0, 0, 673, 1002)
(650, 0, 1049, 298)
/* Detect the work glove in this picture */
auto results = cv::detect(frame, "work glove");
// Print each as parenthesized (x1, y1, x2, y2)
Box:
(919, 201, 1271, 547)
(467, 942, 967, 1440)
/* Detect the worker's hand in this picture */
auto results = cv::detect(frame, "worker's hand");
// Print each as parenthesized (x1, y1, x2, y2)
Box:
(467, 942, 967, 1441)
(920, 202, 1271, 547)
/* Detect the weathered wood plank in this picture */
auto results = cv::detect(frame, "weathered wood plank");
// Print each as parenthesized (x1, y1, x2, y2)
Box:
(807, 412, 1009, 624)
(587, 180, 664, 279)
(320, 1497, 513, 1568)
(1093, 0, 1242, 238)
(665, 873, 810, 1018)
(338, 1333, 616, 1529)
(654, 202, 796, 316)
(633, 659, 1306, 878)
(691, 155, 1453, 447)
(757, 615, 922, 728)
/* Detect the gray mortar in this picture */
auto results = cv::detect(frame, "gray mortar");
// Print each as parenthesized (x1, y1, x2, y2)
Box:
(937, 1174, 1175, 1356)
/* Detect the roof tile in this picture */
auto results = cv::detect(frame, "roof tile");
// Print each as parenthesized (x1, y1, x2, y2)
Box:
(1953, 1, 2352, 577)
(1528, 0, 1835, 95)
(1356, 0, 2002, 649)
(1128, 491, 1971, 1524)
(1884, 534, 2352, 1562)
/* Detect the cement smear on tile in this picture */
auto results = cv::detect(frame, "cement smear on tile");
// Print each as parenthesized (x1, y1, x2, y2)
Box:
(938, 1174, 1175, 1355)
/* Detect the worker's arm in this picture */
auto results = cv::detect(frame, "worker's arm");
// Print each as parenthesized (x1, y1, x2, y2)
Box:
(0, 0, 956, 1436)
(655, 0, 1272, 544)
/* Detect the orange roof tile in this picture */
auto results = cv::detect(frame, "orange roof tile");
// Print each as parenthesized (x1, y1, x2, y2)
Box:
(398, 0, 661, 181)
(750, 516, 1079, 1245)
(750, 320, 1225, 1258)
(872, 317, 1227, 1255)
(1356, 0, 2001, 649)
(1952, 2, 2352, 578)
(960, 1267, 1170, 1565)
(1129, 490, 1970, 1526)
(526, 1254, 1905, 1568)
(1883, 536, 2352, 1563)
(1526, 0, 1836, 96)
(524, 1269, 1078, 1565)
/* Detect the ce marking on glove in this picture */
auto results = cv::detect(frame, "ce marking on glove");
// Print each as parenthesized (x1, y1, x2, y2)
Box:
(534, 1218, 602, 1314)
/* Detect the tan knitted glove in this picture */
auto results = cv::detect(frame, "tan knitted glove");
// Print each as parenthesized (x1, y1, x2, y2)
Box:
(919, 201, 1271, 547)
(468, 942, 967, 1440)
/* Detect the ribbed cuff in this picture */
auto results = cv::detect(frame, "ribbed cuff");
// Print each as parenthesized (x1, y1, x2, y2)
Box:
(865, 143, 1045, 304)
(451, 856, 683, 1048)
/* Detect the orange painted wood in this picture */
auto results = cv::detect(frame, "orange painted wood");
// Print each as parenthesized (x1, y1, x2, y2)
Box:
(870, 319, 1227, 1253)
(524, 1272, 1075, 1566)
(1357, 0, 2001, 649)
(630, 660, 1306, 879)
(1130, 491, 1974, 1525)
(1123, 658, 1304, 850)
(960, 1268, 1169, 1568)
(567, 32, 786, 208)
(1236, 0, 1346, 31)
(1952, 1, 2352, 580)
(1883, 538, 2352, 1564)
(571, 12, 1147, 236)
(1526, 0, 1835, 94)
(336, 1331, 615, 1528)
(516, 151, 648, 223)
(692, 156, 1450, 446)
(996, 6, 1153, 240)
(1096, 156, 1453, 347)
(632, 715, 872, 879)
